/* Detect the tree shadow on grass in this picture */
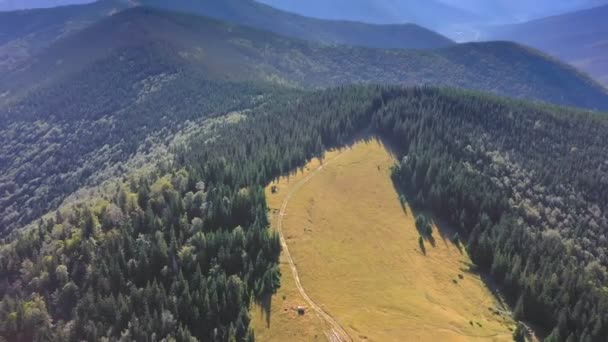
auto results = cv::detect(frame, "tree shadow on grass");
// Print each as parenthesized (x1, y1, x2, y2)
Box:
(256, 294, 273, 328)
(433, 217, 464, 254)
(418, 236, 427, 255)
(389, 174, 466, 256)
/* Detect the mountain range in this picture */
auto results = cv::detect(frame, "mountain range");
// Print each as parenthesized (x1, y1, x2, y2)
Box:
(1, 2, 608, 342)
(0, 0, 456, 77)
(1, 3, 607, 234)
(255, 0, 608, 40)
(487, 4, 608, 87)
(255, 0, 479, 29)
(2, 6, 606, 111)
(138, 0, 454, 49)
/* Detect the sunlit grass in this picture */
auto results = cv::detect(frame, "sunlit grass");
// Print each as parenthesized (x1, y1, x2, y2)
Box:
(253, 138, 514, 341)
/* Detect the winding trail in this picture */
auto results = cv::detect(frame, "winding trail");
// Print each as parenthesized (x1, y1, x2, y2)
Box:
(276, 153, 352, 342)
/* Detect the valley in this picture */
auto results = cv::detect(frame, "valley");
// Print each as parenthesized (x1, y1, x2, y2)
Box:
(253, 139, 513, 341)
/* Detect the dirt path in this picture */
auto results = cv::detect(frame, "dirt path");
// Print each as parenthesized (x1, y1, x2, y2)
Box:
(276, 154, 352, 342)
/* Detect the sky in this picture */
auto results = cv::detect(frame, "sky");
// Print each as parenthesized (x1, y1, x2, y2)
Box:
(0, 0, 93, 11)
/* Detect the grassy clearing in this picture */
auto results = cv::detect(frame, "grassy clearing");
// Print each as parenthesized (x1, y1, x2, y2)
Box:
(251, 156, 329, 342)
(252, 138, 513, 341)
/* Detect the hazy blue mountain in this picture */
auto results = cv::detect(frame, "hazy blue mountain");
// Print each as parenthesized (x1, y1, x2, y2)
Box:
(487, 4, 608, 86)
(255, 0, 608, 40)
(255, 0, 479, 27)
(257, 0, 608, 25)
(139, 0, 454, 49)
(0, 0, 454, 65)
(441, 0, 608, 22)
(0, 0, 455, 92)
(2, 7, 606, 111)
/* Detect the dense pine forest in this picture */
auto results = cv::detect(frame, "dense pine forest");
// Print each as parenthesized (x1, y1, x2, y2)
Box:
(1, 2, 608, 341)
(2, 6, 608, 237)
(1, 86, 607, 341)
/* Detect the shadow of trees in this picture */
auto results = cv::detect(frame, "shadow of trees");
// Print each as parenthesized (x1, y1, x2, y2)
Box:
(256, 294, 273, 328)
(391, 174, 465, 256)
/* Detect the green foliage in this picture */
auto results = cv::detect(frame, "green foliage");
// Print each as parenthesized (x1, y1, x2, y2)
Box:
(0, 153, 282, 339)
(1, 84, 608, 341)
(415, 215, 433, 237)
(177, 84, 608, 340)
(513, 322, 527, 342)
(2, 5, 608, 237)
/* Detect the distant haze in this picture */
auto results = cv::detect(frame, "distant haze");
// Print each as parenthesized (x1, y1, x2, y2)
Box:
(3, 0, 607, 24)
(255, 0, 608, 40)
(257, 0, 608, 24)
(2, 0, 608, 43)
(438, 0, 608, 21)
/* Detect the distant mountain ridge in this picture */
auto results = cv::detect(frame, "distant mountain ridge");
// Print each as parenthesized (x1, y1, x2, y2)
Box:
(2, 7, 607, 112)
(255, 0, 480, 27)
(254, 0, 608, 41)
(0, 0, 131, 73)
(137, 0, 455, 49)
(441, 0, 608, 22)
(487, 4, 608, 86)
(0, 0, 455, 77)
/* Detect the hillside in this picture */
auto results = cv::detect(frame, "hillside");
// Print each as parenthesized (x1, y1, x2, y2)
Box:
(2, 7, 607, 109)
(2, 7, 608, 235)
(255, 0, 479, 31)
(0, 0, 452, 80)
(139, 0, 454, 50)
(0, 2, 607, 342)
(1, 85, 607, 340)
(487, 4, 608, 86)
(0, 0, 131, 73)
(159, 85, 608, 341)
(255, 0, 608, 41)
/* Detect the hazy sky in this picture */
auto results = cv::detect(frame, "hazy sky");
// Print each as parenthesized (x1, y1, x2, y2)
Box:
(0, 0, 93, 11)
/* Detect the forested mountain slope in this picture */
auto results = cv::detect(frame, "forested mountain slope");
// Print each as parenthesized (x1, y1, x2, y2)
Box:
(139, 0, 454, 50)
(487, 5, 608, 87)
(2, 7, 606, 109)
(1, 86, 607, 341)
(1, 7, 608, 236)
(0, 0, 452, 86)
(0, 0, 130, 73)
(0, 3, 606, 342)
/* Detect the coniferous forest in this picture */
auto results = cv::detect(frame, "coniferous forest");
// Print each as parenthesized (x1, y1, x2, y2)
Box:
(1, 86, 607, 341)
(1, 2, 608, 342)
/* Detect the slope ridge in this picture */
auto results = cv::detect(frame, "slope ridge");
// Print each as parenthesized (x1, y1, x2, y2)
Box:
(0, 0, 130, 73)
(487, 4, 608, 86)
(138, 0, 454, 50)
(2, 7, 607, 111)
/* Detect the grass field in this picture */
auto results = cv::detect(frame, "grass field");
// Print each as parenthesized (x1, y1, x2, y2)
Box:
(252, 138, 514, 341)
